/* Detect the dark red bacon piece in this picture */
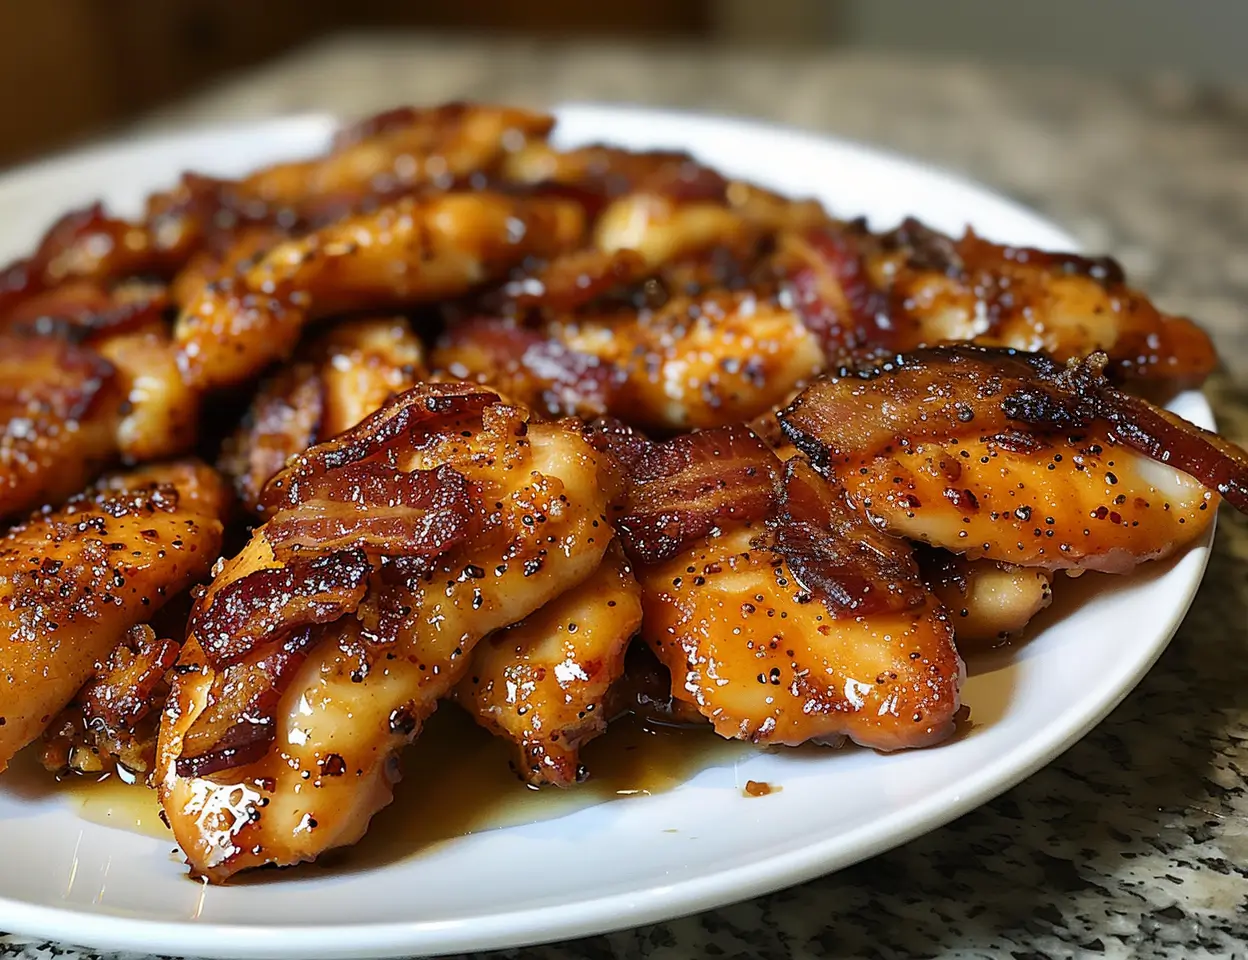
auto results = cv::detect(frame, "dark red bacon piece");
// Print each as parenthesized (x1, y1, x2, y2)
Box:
(778, 217, 1216, 387)
(192, 550, 372, 667)
(497, 248, 650, 314)
(780, 225, 893, 361)
(577, 416, 651, 473)
(175, 626, 321, 778)
(4, 281, 170, 343)
(767, 457, 927, 617)
(616, 424, 777, 565)
(259, 381, 498, 511)
(266, 462, 477, 561)
(79, 625, 181, 730)
(432, 316, 618, 419)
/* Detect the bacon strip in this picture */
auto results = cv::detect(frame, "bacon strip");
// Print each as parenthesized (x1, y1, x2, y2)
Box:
(496, 248, 649, 313)
(767, 457, 927, 617)
(79, 625, 180, 730)
(266, 462, 476, 560)
(175, 627, 321, 778)
(433, 315, 618, 418)
(781, 224, 891, 359)
(616, 424, 777, 565)
(192, 550, 372, 667)
(259, 382, 497, 511)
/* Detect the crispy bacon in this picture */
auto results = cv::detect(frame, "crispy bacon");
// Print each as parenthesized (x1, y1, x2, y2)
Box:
(617, 424, 777, 565)
(635, 159, 730, 205)
(38, 623, 181, 778)
(79, 624, 180, 729)
(0, 203, 197, 324)
(0, 333, 121, 518)
(202, 385, 507, 664)
(781, 224, 891, 359)
(1000, 354, 1248, 513)
(192, 550, 372, 667)
(780, 345, 1248, 513)
(779, 218, 1217, 387)
(331, 105, 433, 150)
(767, 457, 927, 616)
(0, 333, 115, 424)
(175, 626, 321, 778)
(266, 462, 476, 560)
(4, 281, 169, 343)
(259, 382, 497, 511)
(502, 142, 707, 200)
(218, 360, 324, 512)
(577, 416, 652, 473)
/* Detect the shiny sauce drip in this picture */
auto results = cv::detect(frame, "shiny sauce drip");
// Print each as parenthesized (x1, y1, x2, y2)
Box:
(343, 706, 748, 869)
(52, 705, 749, 872)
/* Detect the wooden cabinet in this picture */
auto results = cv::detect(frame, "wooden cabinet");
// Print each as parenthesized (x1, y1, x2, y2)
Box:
(0, 0, 711, 167)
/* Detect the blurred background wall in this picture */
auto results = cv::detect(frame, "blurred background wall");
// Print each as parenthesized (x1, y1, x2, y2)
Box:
(4, 0, 1245, 168)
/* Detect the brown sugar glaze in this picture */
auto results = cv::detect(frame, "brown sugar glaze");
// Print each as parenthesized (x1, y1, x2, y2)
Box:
(61, 705, 749, 872)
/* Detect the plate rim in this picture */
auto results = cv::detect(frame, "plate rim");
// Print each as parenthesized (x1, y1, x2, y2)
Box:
(0, 102, 1218, 959)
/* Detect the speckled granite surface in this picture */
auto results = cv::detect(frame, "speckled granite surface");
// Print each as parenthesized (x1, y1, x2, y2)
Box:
(4, 35, 1247, 960)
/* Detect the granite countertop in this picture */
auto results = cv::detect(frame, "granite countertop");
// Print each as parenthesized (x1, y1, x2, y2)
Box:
(4, 34, 1247, 960)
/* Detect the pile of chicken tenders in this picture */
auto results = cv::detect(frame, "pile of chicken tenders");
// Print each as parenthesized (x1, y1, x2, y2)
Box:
(0, 103, 1244, 883)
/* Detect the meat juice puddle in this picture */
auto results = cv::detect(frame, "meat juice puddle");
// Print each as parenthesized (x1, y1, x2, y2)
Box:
(53, 707, 748, 869)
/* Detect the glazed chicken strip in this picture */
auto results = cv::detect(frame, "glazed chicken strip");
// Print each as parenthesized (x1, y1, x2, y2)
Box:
(155, 384, 619, 881)
(6, 279, 199, 463)
(175, 192, 585, 389)
(779, 346, 1248, 572)
(169, 227, 288, 310)
(606, 425, 962, 750)
(0, 334, 122, 519)
(918, 549, 1053, 647)
(0, 206, 195, 322)
(454, 543, 643, 786)
(503, 142, 824, 234)
(220, 316, 427, 515)
(0, 284, 200, 517)
(593, 172, 821, 269)
(500, 143, 702, 195)
(0, 460, 227, 770)
(92, 319, 201, 464)
(554, 291, 825, 431)
(781, 220, 1216, 388)
(241, 103, 554, 208)
(432, 290, 825, 431)
(1, 105, 553, 323)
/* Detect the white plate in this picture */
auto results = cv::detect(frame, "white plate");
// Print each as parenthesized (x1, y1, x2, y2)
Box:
(0, 105, 1217, 959)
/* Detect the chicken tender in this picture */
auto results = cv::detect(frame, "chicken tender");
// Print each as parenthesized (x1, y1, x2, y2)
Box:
(175, 193, 585, 389)
(455, 544, 643, 786)
(155, 385, 619, 880)
(0, 460, 227, 770)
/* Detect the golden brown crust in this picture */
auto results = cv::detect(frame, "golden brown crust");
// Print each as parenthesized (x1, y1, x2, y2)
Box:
(156, 386, 617, 880)
(455, 544, 643, 786)
(780, 220, 1218, 387)
(0, 460, 228, 770)
(0, 333, 123, 519)
(779, 346, 1232, 570)
(174, 193, 586, 389)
